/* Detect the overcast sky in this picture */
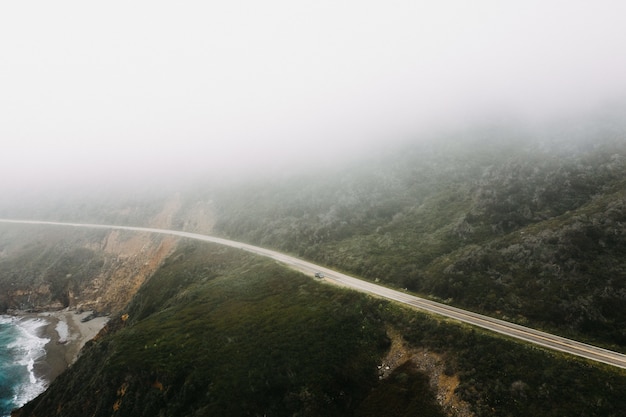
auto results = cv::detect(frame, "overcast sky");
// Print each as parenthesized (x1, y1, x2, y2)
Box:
(1, 1, 626, 190)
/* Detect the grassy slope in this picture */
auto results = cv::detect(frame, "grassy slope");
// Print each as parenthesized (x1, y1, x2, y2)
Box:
(15, 242, 626, 417)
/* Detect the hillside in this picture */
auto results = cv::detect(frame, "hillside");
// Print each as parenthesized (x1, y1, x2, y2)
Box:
(209, 126, 626, 349)
(11, 240, 626, 417)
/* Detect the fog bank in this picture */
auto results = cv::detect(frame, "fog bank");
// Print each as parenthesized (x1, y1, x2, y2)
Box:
(1, 1, 625, 192)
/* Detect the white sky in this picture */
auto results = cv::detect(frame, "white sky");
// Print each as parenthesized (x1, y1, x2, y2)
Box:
(1, 1, 626, 190)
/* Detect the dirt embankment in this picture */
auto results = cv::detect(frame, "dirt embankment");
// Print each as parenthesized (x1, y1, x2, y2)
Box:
(379, 328, 474, 417)
(77, 230, 178, 313)
(74, 195, 214, 313)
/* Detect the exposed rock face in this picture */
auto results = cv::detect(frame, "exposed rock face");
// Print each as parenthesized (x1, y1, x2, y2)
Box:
(75, 231, 179, 313)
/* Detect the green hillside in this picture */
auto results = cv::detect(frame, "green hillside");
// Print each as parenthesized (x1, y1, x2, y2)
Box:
(14, 241, 626, 416)
(210, 129, 626, 349)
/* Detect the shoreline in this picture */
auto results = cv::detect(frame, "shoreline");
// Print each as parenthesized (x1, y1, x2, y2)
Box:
(30, 310, 109, 384)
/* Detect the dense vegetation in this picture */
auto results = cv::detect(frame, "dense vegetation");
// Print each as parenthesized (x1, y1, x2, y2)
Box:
(15, 241, 626, 417)
(210, 126, 626, 349)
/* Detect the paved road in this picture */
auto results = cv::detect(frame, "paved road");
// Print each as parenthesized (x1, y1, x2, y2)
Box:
(2, 218, 626, 369)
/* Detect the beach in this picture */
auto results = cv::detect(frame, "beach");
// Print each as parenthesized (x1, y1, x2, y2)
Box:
(33, 310, 109, 384)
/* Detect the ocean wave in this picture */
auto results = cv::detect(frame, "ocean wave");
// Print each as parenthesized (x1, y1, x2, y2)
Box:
(7, 317, 50, 409)
(0, 316, 15, 326)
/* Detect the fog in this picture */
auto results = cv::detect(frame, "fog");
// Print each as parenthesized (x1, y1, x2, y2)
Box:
(1, 1, 626, 193)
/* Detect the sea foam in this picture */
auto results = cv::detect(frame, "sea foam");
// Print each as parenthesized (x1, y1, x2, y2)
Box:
(55, 320, 69, 343)
(7, 317, 50, 409)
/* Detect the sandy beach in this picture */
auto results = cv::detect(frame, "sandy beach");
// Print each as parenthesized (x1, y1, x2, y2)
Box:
(33, 310, 109, 383)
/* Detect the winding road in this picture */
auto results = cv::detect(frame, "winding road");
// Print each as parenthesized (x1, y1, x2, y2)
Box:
(2, 218, 626, 370)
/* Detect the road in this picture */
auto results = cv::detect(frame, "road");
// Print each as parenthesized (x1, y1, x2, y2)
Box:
(2, 218, 626, 370)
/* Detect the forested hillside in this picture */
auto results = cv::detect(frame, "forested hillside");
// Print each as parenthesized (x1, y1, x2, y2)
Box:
(210, 124, 626, 348)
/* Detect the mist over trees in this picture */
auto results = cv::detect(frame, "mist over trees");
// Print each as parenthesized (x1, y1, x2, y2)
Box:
(208, 120, 626, 348)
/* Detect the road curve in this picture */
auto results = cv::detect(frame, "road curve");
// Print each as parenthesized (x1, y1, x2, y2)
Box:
(2, 218, 626, 370)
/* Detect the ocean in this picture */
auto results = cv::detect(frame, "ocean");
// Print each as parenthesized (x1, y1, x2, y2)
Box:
(0, 316, 49, 417)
